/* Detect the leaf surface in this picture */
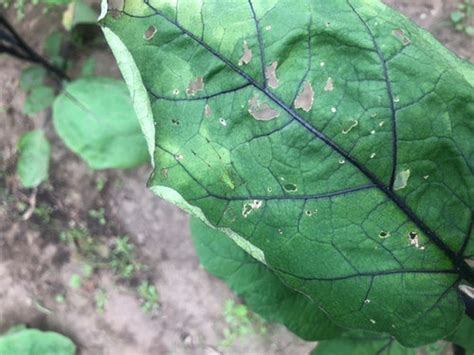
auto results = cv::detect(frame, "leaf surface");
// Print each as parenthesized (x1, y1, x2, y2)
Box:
(0, 327, 76, 355)
(310, 330, 420, 355)
(53, 77, 149, 169)
(191, 217, 342, 340)
(103, 0, 474, 346)
(17, 130, 50, 188)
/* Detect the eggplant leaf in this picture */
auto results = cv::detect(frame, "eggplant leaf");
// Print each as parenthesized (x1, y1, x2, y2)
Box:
(102, 0, 474, 346)
(191, 217, 343, 340)
(53, 77, 150, 169)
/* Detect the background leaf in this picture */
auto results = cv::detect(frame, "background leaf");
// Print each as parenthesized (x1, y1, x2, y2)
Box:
(52, 77, 149, 169)
(0, 327, 76, 355)
(16, 130, 50, 188)
(20, 66, 46, 91)
(23, 85, 55, 115)
(191, 217, 343, 341)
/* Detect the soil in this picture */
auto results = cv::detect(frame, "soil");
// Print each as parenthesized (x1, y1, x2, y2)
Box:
(0, 1, 472, 355)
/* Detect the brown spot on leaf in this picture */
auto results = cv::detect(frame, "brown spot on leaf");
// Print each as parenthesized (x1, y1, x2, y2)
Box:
(144, 25, 157, 40)
(204, 104, 212, 117)
(248, 96, 280, 121)
(161, 168, 168, 178)
(239, 40, 252, 66)
(324, 77, 334, 91)
(186, 77, 204, 96)
(294, 81, 314, 112)
(265, 61, 279, 89)
(392, 28, 411, 46)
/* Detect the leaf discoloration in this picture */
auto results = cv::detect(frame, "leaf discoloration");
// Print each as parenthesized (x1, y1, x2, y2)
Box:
(294, 81, 314, 112)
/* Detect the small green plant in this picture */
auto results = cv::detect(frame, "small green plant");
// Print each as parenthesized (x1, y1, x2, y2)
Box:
(137, 281, 159, 313)
(221, 300, 267, 347)
(95, 289, 107, 314)
(33, 202, 53, 223)
(110, 236, 140, 279)
(88, 207, 107, 226)
(451, 0, 474, 35)
(59, 227, 96, 255)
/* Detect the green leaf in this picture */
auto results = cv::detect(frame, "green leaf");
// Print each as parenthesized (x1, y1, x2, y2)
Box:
(191, 218, 342, 340)
(103, 0, 474, 347)
(20, 66, 46, 92)
(450, 11, 465, 24)
(447, 315, 474, 352)
(0, 327, 75, 355)
(45, 31, 65, 68)
(80, 57, 96, 77)
(52, 77, 149, 169)
(45, 31, 63, 58)
(62, 0, 97, 31)
(23, 85, 55, 115)
(17, 130, 50, 188)
(311, 330, 415, 355)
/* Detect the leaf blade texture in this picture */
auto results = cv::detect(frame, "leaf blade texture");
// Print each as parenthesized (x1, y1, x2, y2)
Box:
(103, 0, 474, 346)
(53, 77, 150, 169)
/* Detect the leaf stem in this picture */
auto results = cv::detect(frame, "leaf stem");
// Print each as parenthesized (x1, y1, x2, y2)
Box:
(0, 14, 70, 82)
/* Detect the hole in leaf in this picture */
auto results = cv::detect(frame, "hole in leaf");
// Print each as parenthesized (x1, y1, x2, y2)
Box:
(283, 183, 297, 192)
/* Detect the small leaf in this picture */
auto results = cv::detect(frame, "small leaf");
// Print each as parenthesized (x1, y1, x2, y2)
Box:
(0, 327, 76, 355)
(52, 77, 149, 169)
(191, 218, 342, 341)
(62, 0, 97, 31)
(20, 66, 46, 92)
(16, 130, 50, 188)
(23, 86, 55, 115)
(450, 11, 464, 23)
(45, 31, 63, 59)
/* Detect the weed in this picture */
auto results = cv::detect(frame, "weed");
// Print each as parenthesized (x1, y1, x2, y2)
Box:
(220, 300, 267, 347)
(137, 281, 159, 313)
(59, 227, 96, 255)
(451, 0, 474, 35)
(69, 274, 81, 289)
(95, 289, 107, 314)
(95, 176, 107, 192)
(88, 208, 106, 226)
(33, 202, 53, 223)
(110, 236, 140, 279)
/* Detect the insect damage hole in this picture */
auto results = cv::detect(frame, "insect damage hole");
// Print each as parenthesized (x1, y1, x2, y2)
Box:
(239, 40, 252, 66)
(379, 231, 390, 239)
(144, 25, 157, 40)
(409, 231, 424, 249)
(294, 81, 314, 112)
(242, 200, 263, 218)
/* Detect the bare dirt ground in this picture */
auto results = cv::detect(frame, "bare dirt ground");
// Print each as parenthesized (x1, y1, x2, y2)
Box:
(0, 1, 473, 355)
